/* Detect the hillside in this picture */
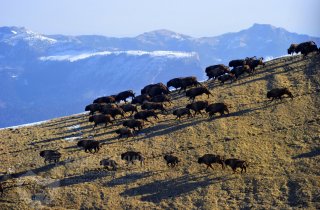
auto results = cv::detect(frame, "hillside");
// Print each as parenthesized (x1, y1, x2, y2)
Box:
(1, 23, 320, 127)
(0, 53, 319, 209)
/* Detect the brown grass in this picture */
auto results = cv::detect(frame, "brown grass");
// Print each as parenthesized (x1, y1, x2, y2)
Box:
(0, 53, 319, 210)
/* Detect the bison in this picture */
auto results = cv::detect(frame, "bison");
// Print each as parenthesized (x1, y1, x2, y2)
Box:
(123, 119, 144, 131)
(141, 102, 167, 113)
(115, 90, 135, 103)
(179, 76, 201, 92)
(115, 127, 134, 139)
(246, 57, 265, 73)
(205, 64, 230, 81)
(296, 41, 318, 56)
(101, 107, 124, 120)
(93, 96, 116, 104)
(120, 104, 138, 116)
(77, 140, 100, 153)
(230, 65, 251, 79)
(85, 103, 101, 115)
(229, 59, 246, 68)
(89, 114, 113, 129)
(131, 94, 151, 104)
(225, 158, 247, 173)
(186, 86, 213, 101)
(167, 77, 182, 90)
(186, 100, 209, 116)
(198, 154, 225, 170)
(172, 108, 192, 120)
(100, 158, 118, 171)
(134, 110, 159, 122)
(164, 154, 180, 167)
(205, 103, 229, 118)
(288, 44, 298, 55)
(151, 94, 172, 105)
(217, 73, 235, 84)
(39, 150, 61, 164)
(121, 151, 144, 166)
(141, 83, 168, 96)
(267, 88, 293, 101)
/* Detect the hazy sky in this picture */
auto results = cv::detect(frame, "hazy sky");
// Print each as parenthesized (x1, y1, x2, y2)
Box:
(1, 0, 319, 37)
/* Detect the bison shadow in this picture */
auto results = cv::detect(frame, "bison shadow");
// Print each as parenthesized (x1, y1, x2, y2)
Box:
(46, 169, 110, 188)
(292, 148, 320, 159)
(120, 174, 233, 203)
(104, 171, 154, 187)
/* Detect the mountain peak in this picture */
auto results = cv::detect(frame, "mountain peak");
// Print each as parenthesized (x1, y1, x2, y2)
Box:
(136, 29, 192, 41)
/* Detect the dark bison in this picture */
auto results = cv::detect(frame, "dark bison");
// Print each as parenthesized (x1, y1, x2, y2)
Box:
(141, 83, 169, 96)
(267, 88, 293, 101)
(77, 140, 100, 153)
(134, 110, 159, 122)
(205, 64, 230, 81)
(229, 59, 246, 68)
(100, 158, 118, 171)
(167, 77, 182, 90)
(186, 86, 213, 101)
(172, 108, 192, 120)
(115, 90, 135, 103)
(198, 154, 225, 170)
(131, 94, 151, 104)
(186, 100, 209, 116)
(141, 102, 167, 113)
(288, 44, 298, 55)
(93, 96, 116, 104)
(164, 154, 180, 167)
(151, 94, 172, 105)
(225, 158, 247, 173)
(120, 104, 138, 116)
(123, 119, 144, 131)
(85, 103, 101, 115)
(39, 150, 61, 164)
(230, 65, 251, 79)
(217, 74, 235, 84)
(246, 57, 265, 73)
(121, 151, 144, 166)
(115, 127, 134, 139)
(101, 107, 124, 120)
(205, 103, 229, 118)
(89, 114, 113, 129)
(180, 76, 201, 92)
(296, 41, 318, 56)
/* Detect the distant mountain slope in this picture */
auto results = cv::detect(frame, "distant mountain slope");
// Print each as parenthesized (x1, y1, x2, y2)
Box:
(0, 23, 319, 127)
(0, 53, 319, 209)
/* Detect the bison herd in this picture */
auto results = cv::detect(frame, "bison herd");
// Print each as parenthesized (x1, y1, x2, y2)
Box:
(32, 40, 317, 181)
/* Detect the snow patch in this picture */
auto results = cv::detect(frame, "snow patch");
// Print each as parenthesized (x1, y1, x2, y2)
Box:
(0, 120, 48, 130)
(39, 50, 197, 62)
(11, 30, 17, 34)
(64, 137, 80, 142)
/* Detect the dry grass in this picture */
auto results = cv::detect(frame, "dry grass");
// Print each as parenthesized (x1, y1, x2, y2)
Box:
(0, 54, 319, 210)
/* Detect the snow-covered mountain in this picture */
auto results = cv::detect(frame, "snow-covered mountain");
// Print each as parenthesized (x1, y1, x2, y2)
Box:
(0, 23, 319, 127)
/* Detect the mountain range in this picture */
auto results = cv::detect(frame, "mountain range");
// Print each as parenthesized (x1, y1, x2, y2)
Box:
(0, 23, 319, 127)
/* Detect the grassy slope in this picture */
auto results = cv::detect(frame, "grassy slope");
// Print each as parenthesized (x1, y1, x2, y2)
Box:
(0, 54, 319, 210)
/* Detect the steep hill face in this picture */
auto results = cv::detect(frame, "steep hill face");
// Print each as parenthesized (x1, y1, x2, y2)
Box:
(0, 53, 319, 209)
(1, 24, 320, 127)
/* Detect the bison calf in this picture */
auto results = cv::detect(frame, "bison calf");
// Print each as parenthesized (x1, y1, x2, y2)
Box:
(100, 158, 118, 171)
(39, 150, 61, 164)
(164, 154, 180, 167)
(267, 88, 293, 101)
(197, 154, 225, 170)
(121, 151, 144, 166)
(77, 140, 100, 153)
(224, 158, 247, 173)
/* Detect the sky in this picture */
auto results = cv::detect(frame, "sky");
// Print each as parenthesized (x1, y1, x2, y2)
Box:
(1, 0, 319, 37)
